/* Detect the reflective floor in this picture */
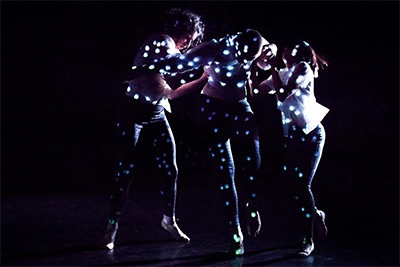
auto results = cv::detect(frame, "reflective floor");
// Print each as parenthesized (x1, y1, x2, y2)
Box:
(2, 180, 398, 266)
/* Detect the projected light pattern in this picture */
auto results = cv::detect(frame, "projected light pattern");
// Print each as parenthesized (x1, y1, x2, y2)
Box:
(109, 118, 179, 221)
(131, 32, 263, 102)
(128, 31, 264, 240)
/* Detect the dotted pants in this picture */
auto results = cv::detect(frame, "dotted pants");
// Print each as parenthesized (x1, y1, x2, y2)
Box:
(282, 123, 326, 239)
(196, 95, 261, 228)
(109, 97, 178, 221)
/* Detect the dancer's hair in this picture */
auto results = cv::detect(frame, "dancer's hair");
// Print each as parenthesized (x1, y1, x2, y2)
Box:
(164, 8, 205, 49)
(287, 40, 328, 76)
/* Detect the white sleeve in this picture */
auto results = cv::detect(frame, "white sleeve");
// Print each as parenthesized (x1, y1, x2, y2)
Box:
(133, 34, 180, 66)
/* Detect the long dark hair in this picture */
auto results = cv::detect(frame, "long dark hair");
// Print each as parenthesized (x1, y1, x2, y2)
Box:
(289, 40, 328, 76)
(163, 8, 205, 50)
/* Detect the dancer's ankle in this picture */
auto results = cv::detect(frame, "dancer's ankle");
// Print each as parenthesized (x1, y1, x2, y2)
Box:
(162, 215, 174, 225)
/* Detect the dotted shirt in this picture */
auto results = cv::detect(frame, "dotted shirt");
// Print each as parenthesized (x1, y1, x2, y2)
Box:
(133, 33, 260, 102)
(262, 62, 329, 136)
(126, 33, 180, 111)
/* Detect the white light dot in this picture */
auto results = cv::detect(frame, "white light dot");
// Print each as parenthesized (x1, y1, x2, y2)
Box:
(134, 94, 139, 99)
(223, 50, 230, 55)
(143, 52, 148, 58)
(127, 86, 131, 92)
(253, 88, 259, 94)
(155, 48, 160, 54)
(149, 65, 155, 70)
(145, 45, 150, 51)
(237, 82, 244, 88)
(226, 72, 232, 77)
(177, 64, 183, 70)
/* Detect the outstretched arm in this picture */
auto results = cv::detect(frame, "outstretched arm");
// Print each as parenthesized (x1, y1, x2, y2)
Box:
(128, 40, 220, 80)
(168, 71, 209, 99)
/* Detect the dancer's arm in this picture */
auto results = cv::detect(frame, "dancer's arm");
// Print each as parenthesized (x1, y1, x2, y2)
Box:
(168, 71, 209, 99)
(248, 44, 277, 97)
(273, 61, 308, 102)
(129, 40, 220, 80)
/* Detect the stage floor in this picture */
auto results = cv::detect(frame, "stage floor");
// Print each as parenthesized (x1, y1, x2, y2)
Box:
(2, 182, 397, 266)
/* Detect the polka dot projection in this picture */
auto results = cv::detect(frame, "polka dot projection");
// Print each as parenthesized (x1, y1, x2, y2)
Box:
(130, 31, 263, 102)
(109, 116, 179, 222)
(129, 31, 264, 242)
(280, 122, 326, 242)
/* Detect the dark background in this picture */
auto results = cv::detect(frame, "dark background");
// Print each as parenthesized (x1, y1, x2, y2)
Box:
(2, 0, 399, 264)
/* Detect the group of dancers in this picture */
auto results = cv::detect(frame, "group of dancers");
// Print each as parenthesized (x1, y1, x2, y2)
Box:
(101, 8, 329, 258)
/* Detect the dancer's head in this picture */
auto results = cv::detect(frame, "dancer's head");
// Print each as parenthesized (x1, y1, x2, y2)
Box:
(282, 40, 328, 76)
(164, 8, 205, 52)
(234, 29, 264, 64)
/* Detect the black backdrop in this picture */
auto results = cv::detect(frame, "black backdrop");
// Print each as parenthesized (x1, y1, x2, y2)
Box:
(2, 0, 399, 262)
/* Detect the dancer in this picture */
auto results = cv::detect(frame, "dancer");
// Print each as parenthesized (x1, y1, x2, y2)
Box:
(102, 8, 206, 250)
(250, 40, 329, 257)
(130, 29, 272, 256)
